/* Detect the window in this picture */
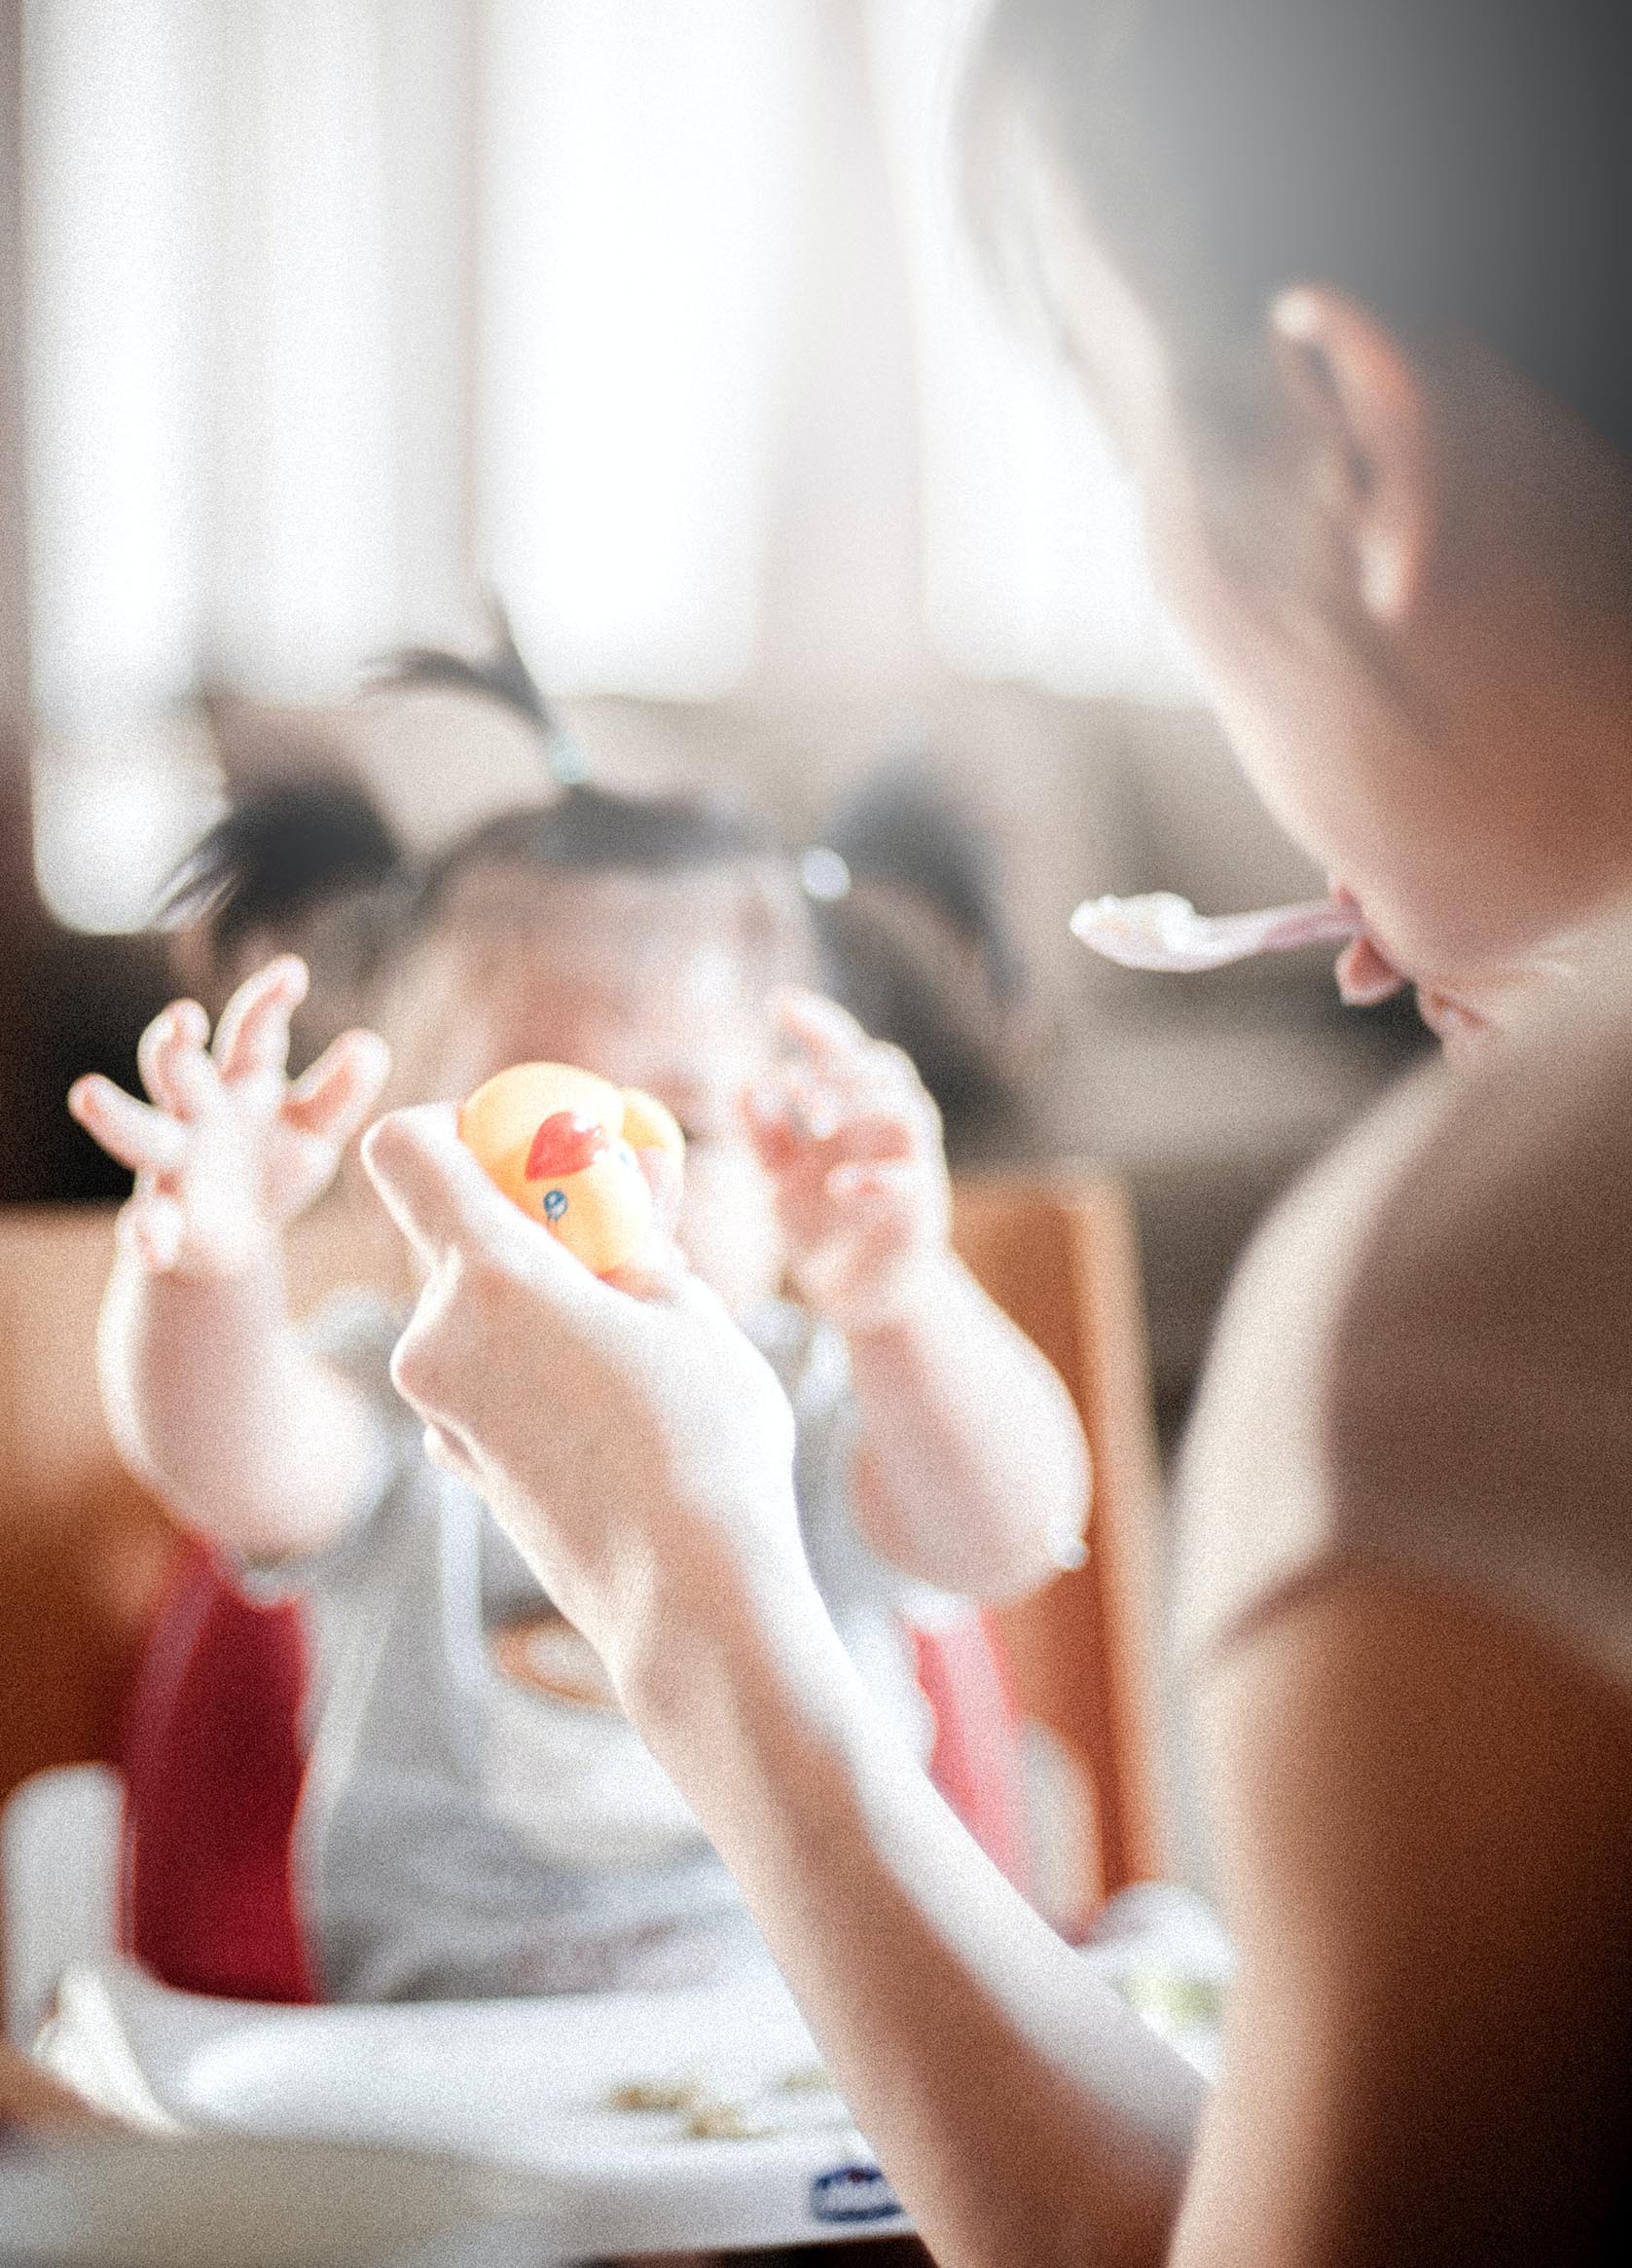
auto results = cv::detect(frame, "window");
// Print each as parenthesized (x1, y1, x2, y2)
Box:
(22, 0, 1191, 932)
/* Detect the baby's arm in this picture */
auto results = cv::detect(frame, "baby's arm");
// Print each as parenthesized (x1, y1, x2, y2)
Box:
(745, 992, 1087, 1600)
(843, 1258, 1089, 1601)
(69, 957, 391, 1561)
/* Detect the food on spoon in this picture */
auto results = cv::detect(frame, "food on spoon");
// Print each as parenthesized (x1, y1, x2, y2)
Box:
(1069, 891, 1363, 972)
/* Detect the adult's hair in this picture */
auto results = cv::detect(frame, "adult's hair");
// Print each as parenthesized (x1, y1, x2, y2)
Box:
(968, 0, 1632, 453)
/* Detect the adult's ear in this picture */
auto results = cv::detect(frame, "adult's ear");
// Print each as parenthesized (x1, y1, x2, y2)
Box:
(1268, 287, 1437, 626)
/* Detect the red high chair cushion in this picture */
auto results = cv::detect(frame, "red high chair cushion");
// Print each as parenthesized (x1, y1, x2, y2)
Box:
(912, 1611, 1029, 1893)
(119, 1540, 317, 2004)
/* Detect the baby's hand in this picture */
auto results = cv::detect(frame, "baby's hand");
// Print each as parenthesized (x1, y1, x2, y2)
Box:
(743, 990, 951, 1335)
(68, 955, 391, 1278)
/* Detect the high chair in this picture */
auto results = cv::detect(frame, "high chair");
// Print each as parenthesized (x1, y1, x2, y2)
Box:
(0, 1206, 179, 1982)
(0, 1206, 175, 2044)
(1, 1177, 1167, 2028)
(955, 1175, 1169, 1903)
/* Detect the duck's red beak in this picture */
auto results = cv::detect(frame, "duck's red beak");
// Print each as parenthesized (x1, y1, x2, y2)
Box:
(525, 1112, 608, 1181)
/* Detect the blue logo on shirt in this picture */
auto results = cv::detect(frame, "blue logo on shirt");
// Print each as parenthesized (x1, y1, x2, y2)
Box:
(810, 2163, 904, 2224)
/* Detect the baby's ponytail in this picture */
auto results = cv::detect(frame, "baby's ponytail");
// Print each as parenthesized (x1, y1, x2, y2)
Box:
(163, 775, 407, 968)
(162, 776, 414, 1076)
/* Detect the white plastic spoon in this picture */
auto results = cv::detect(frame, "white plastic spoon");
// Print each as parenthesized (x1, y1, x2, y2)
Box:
(1070, 891, 1363, 972)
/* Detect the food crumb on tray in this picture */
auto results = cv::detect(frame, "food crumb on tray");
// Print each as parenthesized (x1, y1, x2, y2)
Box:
(603, 2061, 850, 2140)
(681, 2102, 775, 2141)
(605, 2078, 704, 2113)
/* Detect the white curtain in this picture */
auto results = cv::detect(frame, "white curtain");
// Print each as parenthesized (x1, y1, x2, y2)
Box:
(868, 0, 1193, 702)
(22, 0, 1192, 930)
(480, 0, 812, 699)
(25, 0, 477, 926)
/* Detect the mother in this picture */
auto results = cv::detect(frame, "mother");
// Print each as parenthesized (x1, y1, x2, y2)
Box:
(365, 4, 1632, 2261)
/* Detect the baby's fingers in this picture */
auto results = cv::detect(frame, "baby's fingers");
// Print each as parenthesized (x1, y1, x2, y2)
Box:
(213, 954, 308, 1083)
(741, 1076, 805, 1170)
(136, 1000, 216, 1118)
(805, 1107, 920, 1170)
(67, 1075, 189, 1177)
(286, 1029, 392, 1147)
(774, 987, 875, 1076)
(115, 1188, 188, 1273)
(826, 1159, 916, 1206)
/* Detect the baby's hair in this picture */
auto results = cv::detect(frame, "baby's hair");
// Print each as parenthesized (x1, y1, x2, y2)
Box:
(373, 601, 590, 788)
(376, 609, 799, 945)
(418, 786, 784, 907)
(164, 624, 1034, 1140)
(163, 775, 405, 962)
(375, 606, 785, 901)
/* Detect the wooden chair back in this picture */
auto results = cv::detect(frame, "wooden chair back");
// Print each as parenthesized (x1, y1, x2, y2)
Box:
(953, 1175, 1168, 1902)
(0, 1206, 177, 1811)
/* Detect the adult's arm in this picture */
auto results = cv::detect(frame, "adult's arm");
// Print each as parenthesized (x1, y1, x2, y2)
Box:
(643, 1576, 1200, 2266)
(602, 1552, 1632, 2268)
(362, 1109, 1632, 2267)
(1172, 1567, 1632, 2268)
(363, 1105, 1201, 2267)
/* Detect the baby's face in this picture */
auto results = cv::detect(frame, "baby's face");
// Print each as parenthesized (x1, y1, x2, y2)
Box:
(382, 868, 786, 1314)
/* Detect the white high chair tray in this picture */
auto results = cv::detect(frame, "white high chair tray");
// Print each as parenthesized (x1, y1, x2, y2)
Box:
(38, 1955, 907, 2255)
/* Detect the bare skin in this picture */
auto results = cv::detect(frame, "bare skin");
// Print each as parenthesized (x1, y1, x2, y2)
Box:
(1030, 176, 1632, 1039)
(346, 97, 1632, 2268)
(68, 902, 1083, 1595)
(68, 957, 388, 1558)
(61, 29, 1632, 2252)
(745, 988, 1086, 1594)
(362, 1109, 1632, 2267)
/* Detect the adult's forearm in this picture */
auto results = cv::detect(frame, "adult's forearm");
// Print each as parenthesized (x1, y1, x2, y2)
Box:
(98, 1246, 376, 1558)
(847, 1257, 1089, 1599)
(632, 1563, 1199, 2268)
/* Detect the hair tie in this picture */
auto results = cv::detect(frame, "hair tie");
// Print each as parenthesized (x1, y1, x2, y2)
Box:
(798, 846, 852, 903)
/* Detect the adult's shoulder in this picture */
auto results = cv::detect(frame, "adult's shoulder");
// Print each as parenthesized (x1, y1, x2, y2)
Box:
(1177, 928, 1632, 1696)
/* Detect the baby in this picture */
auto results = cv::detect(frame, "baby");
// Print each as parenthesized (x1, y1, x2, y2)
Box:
(69, 677, 1087, 2003)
